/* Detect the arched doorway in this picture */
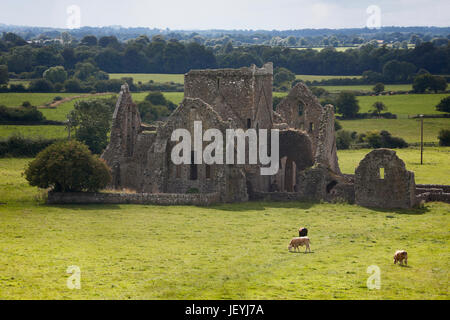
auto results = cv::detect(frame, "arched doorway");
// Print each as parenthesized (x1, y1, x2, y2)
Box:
(284, 157, 296, 192)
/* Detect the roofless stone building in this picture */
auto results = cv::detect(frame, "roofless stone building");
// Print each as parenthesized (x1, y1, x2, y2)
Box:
(87, 63, 435, 209)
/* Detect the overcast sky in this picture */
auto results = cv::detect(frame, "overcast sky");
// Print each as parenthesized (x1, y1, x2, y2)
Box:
(1, 0, 449, 30)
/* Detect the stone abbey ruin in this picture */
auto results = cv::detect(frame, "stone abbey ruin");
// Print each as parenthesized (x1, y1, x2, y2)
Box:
(85, 63, 448, 209)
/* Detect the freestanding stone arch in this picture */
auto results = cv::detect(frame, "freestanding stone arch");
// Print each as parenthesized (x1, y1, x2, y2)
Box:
(355, 149, 417, 209)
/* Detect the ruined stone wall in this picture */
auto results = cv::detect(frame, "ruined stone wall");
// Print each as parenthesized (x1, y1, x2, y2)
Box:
(47, 192, 221, 206)
(355, 149, 417, 209)
(185, 63, 273, 130)
(314, 104, 341, 174)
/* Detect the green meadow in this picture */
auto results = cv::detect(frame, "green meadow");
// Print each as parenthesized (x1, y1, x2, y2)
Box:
(338, 147, 450, 185)
(0, 93, 79, 108)
(317, 84, 414, 93)
(0, 157, 448, 300)
(340, 118, 449, 144)
(0, 125, 66, 140)
(356, 94, 449, 117)
(110, 73, 185, 84)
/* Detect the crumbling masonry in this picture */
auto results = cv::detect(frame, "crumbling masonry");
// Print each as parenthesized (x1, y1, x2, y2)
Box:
(100, 63, 428, 208)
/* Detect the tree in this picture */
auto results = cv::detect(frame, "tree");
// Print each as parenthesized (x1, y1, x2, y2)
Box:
(80, 35, 98, 46)
(273, 67, 296, 87)
(24, 140, 111, 192)
(429, 76, 447, 93)
(145, 92, 167, 106)
(74, 62, 98, 81)
(371, 101, 387, 118)
(64, 78, 83, 93)
(382, 60, 416, 82)
(372, 83, 385, 94)
(98, 36, 120, 48)
(335, 91, 360, 119)
(438, 129, 450, 146)
(43, 66, 68, 84)
(29, 79, 54, 92)
(436, 96, 450, 113)
(413, 74, 434, 93)
(68, 99, 115, 154)
(413, 74, 448, 93)
(0, 65, 8, 85)
(336, 130, 354, 150)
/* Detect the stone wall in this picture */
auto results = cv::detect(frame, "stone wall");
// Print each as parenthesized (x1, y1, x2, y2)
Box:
(355, 149, 417, 209)
(47, 192, 221, 206)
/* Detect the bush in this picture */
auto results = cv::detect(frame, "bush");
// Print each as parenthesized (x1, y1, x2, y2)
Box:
(68, 99, 114, 154)
(64, 78, 83, 93)
(145, 92, 167, 105)
(43, 66, 68, 84)
(436, 96, 450, 113)
(438, 129, 450, 146)
(373, 83, 385, 94)
(335, 91, 360, 119)
(186, 188, 200, 194)
(336, 130, 354, 150)
(0, 134, 62, 157)
(0, 104, 45, 122)
(364, 130, 408, 149)
(29, 79, 54, 93)
(24, 140, 111, 192)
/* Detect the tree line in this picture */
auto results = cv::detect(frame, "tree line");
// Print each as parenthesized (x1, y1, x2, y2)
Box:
(0, 32, 449, 81)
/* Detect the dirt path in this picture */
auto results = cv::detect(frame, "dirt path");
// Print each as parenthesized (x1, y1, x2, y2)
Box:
(37, 92, 115, 109)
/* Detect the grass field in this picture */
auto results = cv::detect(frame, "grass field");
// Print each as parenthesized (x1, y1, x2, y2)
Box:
(0, 125, 66, 140)
(0, 157, 448, 300)
(356, 94, 449, 117)
(317, 84, 414, 93)
(110, 73, 366, 84)
(338, 147, 450, 185)
(0, 93, 79, 108)
(340, 118, 449, 144)
(110, 73, 185, 84)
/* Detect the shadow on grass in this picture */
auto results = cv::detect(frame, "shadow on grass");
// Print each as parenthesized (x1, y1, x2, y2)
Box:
(203, 200, 317, 212)
(43, 204, 123, 211)
(363, 205, 430, 215)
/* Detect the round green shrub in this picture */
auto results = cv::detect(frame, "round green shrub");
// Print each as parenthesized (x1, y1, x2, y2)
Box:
(24, 140, 111, 192)
(438, 129, 450, 146)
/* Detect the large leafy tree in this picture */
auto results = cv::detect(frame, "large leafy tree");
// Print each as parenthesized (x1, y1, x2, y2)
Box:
(24, 140, 111, 192)
(335, 91, 360, 119)
(43, 66, 68, 84)
(67, 99, 115, 154)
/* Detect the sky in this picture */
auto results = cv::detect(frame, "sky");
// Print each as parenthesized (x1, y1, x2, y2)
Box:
(0, 0, 449, 30)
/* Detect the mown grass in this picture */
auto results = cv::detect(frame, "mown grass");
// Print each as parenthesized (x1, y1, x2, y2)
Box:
(357, 94, 449, 117)
(338, 147, 450, 185)
(317, 84, 414, 93)
(0, 93, 79, 108)
(340, 118, 449, 144)
(0, 158, 448, 300)
(110, 73, 185, 84)
(0, 125, 67, 140)
(296, 75, 362, 81)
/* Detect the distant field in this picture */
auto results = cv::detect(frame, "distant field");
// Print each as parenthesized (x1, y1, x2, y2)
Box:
(338, 147, 450, 185)
(0, 125, 66, 140)
(340, 118, 449, 144)
(316, 84, 413, 93)
(296, 75, 362, 81)
(110, 73, 185, 84)
(0, 93, 79, 107)
(357, 94, 449, 117)
(110, 73, 365, 84)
